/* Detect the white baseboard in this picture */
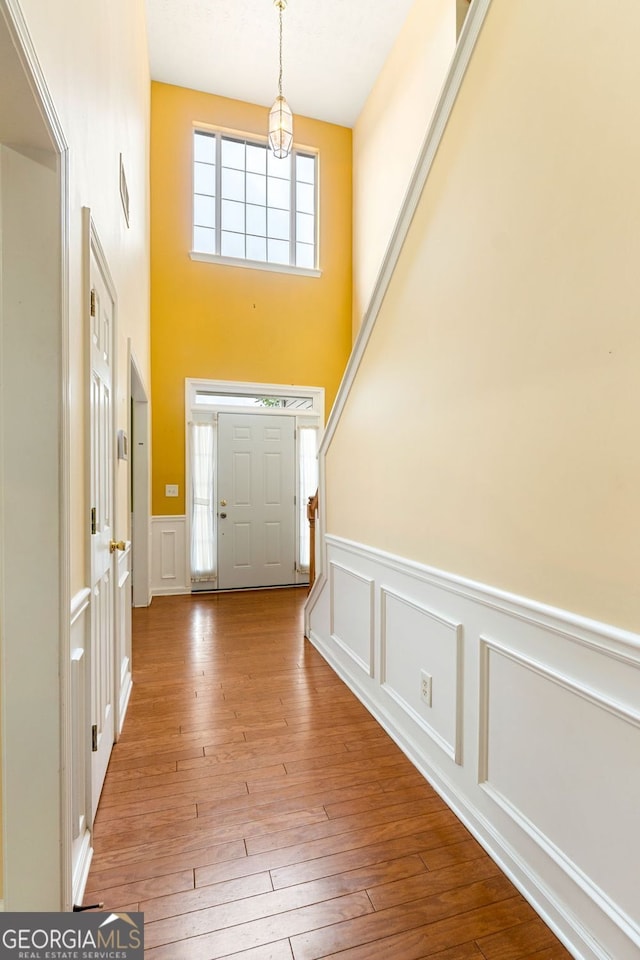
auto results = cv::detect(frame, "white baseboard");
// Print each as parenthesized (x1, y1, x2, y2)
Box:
(307, 535, 640, 960)
(71, 829, 93, 910)
(151, 585, 191, 597)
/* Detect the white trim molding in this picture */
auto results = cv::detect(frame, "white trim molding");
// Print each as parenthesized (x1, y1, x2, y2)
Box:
(380, 587, 464, 765)
(129, 344, 151, 608)
(307, 535, 640, 960)
(151, 515, 190, 596)
(191, 251, 321, 279)
(70, 588, 91, 627)
(329, 561, 375, 677)
(115, 543, 133, 735)
(0, 0, 72, 910)
(478, 634, 640, 951)
(69, 588, 92, 909)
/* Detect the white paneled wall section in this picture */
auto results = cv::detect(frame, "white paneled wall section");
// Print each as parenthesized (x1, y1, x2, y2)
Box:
(69, 546, 132, 907)
(307, 535, 640, 960)
(69, 588, 92, 907)
(151, 515, 189, 595)
(115, 543, 133, 734)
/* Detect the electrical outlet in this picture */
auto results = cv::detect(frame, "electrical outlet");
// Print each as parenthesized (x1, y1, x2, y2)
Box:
(420, 670, 432, 707)
(165, 484, 179, 497)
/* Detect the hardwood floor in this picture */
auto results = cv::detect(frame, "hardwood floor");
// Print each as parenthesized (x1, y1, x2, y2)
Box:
(86, 588, 572, 960)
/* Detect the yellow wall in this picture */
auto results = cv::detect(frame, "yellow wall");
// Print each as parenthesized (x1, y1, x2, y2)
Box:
(456, 0, 470, 36)
(352, 0, 456, 336)
(151, 82, 352, 516)
(326, 0, 640, 632)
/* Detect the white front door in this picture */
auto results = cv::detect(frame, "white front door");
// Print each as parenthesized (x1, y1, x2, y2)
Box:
(217, 412, 296, 589)
(89, 244, 116, 819)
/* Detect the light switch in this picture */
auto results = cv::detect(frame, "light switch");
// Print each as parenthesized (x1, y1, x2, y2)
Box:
(165, 484, 179, 497)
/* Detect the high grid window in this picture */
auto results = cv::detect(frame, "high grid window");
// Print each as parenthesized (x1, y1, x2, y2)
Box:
(193, 130, 317, 270)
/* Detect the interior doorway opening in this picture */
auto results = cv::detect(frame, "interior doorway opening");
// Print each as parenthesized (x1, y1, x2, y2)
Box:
(130, 348, 150, 607)
(0, 0, 71, 909)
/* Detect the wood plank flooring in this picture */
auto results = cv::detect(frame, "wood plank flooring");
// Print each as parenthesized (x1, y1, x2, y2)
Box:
(86, 588, 573, 960)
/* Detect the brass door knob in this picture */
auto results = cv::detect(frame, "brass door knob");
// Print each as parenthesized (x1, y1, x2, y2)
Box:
(109, 539, 126, 553)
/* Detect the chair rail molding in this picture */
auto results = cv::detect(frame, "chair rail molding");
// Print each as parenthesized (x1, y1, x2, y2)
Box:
(307, 534, 640, 960)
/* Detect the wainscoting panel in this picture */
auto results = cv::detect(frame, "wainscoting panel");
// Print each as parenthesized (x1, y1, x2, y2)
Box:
(381, 588, 463, 764)
(306, 535, 640, 960)
(480, 636, 640, 945)
(329, 562, 374, 676)
(70, 588, 92, 907)
(151, 515, 189, 596)
(116, 544, 133, 735)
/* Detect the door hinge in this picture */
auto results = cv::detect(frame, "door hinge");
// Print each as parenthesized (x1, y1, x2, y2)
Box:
(90, 506, 97, 535)
(91, 724, 98, 752)
(90, 288, 96, 317)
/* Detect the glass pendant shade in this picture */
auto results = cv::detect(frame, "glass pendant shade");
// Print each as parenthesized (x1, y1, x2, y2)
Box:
(268, 95, 293, 159)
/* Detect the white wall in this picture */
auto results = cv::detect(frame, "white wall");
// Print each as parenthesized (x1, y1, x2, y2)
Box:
(0, 140, 65, 908)
(327, 0, 640, 632)
(0, 0, 150, 909)
(352, 0, 456, 335)
(19, 0, 151, 593)
(309, 537, 640, 960)
(308, 0, 640, 956)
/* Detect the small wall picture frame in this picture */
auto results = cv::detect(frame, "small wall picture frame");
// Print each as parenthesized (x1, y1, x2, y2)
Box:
(119, 153, 130, 227)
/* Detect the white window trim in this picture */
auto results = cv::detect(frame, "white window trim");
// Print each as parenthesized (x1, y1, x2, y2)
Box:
(190, 250, 321, 278)
(192, 127, 319, 275)
(188, 378, 324, 420)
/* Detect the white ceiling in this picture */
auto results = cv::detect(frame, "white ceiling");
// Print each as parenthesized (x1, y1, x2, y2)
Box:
(146, 0, 417, 128)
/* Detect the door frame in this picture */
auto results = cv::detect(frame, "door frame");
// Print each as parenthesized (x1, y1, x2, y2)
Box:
(129, 346, 151, 607)
(0, 0, 72, 909)
(84, 209, 118, 821)
(185, 378, 323, 591)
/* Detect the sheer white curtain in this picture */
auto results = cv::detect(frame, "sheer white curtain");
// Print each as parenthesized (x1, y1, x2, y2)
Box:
(298, 425, 318, 573)
(190, 421, 216, 582)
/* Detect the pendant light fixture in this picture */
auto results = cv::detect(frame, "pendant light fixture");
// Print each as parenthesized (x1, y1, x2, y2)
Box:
(268, 0, 293, 159)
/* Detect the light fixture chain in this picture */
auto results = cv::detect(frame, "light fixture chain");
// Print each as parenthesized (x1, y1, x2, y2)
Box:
(269, 0, 292, 159)
(278, 2, 283, 97)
